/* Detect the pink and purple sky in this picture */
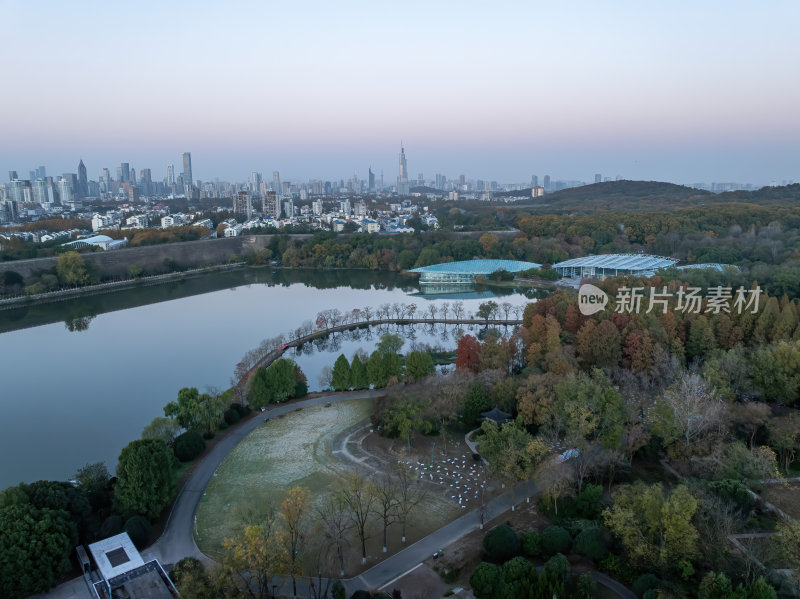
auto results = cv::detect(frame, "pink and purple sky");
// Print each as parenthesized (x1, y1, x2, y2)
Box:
(1, 0, 799, 185)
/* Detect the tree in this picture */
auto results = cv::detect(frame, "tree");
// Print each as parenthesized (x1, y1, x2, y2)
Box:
(470, 561, 503, 599)
(603, 482, 700, 578)
(196, 391, 226, 436)
(767, 412, 800, 472)
(394, 462, 424, 543)
(540, 525, 571, 557)
(222, 517, 288, 599)
(280, 486, 311, 597)
(462, 381, 490, 426)
(0, 503, 76, 598)
(376, 333, 404, 355)
(574, 527, 608, 560)
(477, 301, 498, 322)
(141, 416, 181, 444)
(653, 372, 728, 456)
(483, 524, 520, 563)
(336, 472, 376, 565)
(404, 351, 434, 382)
(331, 354, 352, 391)
(456, 334, 481, 372)
(316, 495, 353, 576)
(56, 251, 91, 286)
(249, 358, 305, 407)
(173, 431, 206, 462)
(164, 387, 202, 430)
(115, 439, 177, 519)
(372, 475, 399, 553)
(350, 354, 368, 390)
(479, 419, 547, 507)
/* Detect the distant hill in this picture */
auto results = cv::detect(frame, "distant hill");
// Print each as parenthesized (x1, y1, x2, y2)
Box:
(494, 180, 710, 212)
(716, 183, 800, 205)
(493, 180, 800, 213)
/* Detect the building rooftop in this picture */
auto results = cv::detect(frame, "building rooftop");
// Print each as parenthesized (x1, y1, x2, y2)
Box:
(410, 259, 542, 275)
(552, 254, 678, 271)
(88, 533, 145, 582)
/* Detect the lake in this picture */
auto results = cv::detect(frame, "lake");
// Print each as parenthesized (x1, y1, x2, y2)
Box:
(0, 268, 541, 489)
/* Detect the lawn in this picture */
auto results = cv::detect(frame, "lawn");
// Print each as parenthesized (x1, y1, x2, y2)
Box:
(195, 397, 460, 570)
(196, 398, 375, 556)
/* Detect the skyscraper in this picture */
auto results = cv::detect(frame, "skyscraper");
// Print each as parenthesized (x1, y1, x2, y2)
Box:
(543, 175, 551, 191)
(78, 159, 88, 197)
(120, 163, 130, 183)
(397, 144, 409, 195)
(251, 172, 262, 195)
(167, 164, 175, 186)
(182, 152, 193, 186)
(272, 171, 281, 194)
(368, 167, 375, 191)
(8, 171, 18, 181)
(594, 173, 602, 183)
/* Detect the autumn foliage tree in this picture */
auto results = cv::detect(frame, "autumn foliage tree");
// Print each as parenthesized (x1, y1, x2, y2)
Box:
(456, 334, 481, 372)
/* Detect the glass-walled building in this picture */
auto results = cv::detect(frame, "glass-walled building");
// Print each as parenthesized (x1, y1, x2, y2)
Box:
(410, 259, 542, 284)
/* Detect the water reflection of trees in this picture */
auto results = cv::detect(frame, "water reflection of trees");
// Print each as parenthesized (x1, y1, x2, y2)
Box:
(292, 323, 520, 356)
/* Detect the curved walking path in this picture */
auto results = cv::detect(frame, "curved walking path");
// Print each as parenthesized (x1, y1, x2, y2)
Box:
(39, 386, 635, 599)
(145, 389, 388, 566)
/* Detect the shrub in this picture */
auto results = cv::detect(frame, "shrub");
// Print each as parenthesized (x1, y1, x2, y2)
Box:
(469, 562, 502, 599)
(483, 524, 520, 563)
(231, 402, 248, 417)
(542, 553, 571, 584)
(520, 531, 541, 557)
(501, 556, 533, 584)
(124, 515, 152, 549)
(173, 431, 206, 462)
(710, 479, 755, 513)
(224, 408, 240, 425)
(171, 557, 205, 582)
(202, 431, 215, 440)
(575, 483, 604, 519)
(575, 527, 608, 560)
(540, 525, 571, 557)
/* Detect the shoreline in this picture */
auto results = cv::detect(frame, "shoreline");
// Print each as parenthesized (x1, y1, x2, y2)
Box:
(0, 261, 247, 311)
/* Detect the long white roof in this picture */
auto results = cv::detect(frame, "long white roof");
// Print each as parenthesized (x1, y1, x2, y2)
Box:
(410, 259, 542, 274)
(552, 253, 678, 271)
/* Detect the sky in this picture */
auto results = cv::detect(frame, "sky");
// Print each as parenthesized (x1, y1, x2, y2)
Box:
(1, 0, 799, 186)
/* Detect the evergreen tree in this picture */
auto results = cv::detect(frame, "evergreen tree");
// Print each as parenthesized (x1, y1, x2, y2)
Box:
(350, 354, 368, 389)
(331, 354, 352, 391)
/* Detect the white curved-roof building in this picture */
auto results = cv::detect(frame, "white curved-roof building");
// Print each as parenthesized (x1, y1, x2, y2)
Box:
(552, 254, 678, 279)
(410, 259, 541, 284)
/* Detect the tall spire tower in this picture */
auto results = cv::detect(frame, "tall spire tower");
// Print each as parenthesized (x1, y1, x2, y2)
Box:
(397, 143, 409, 195)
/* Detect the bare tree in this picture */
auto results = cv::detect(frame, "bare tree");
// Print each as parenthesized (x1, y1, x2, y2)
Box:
(395, 464, 425, 543)
(391, 302, 403, 319)
(315, 494, 353, 577)
(452, 301, 465, 320)
(372, 474, 400, 553)
(500, 302, 513, 320)
(380, 303, 391, 319)
(336, 471, 376, 565)
(362, 306, 373, 321)
(427, 303, 437, 320)
(512, 305, 523, 320)
(440, 302, 451, 320)
(654, 372, 729, 455)
(406, 303, 417, 320)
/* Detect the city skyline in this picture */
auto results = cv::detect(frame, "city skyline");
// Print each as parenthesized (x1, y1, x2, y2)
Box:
(1, 1, 799, 185)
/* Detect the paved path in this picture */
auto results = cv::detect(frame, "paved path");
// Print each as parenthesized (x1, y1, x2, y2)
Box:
(39, 388, 636, 599)
(146, 389, 388, 566)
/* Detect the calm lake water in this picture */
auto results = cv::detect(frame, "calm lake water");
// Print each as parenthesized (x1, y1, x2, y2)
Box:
(0, 268, 540, 489)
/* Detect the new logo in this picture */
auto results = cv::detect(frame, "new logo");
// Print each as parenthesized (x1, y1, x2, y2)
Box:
(578, 284, 609, 315)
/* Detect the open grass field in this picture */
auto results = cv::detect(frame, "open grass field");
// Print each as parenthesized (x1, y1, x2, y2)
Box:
(195, 397, 461, 570)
